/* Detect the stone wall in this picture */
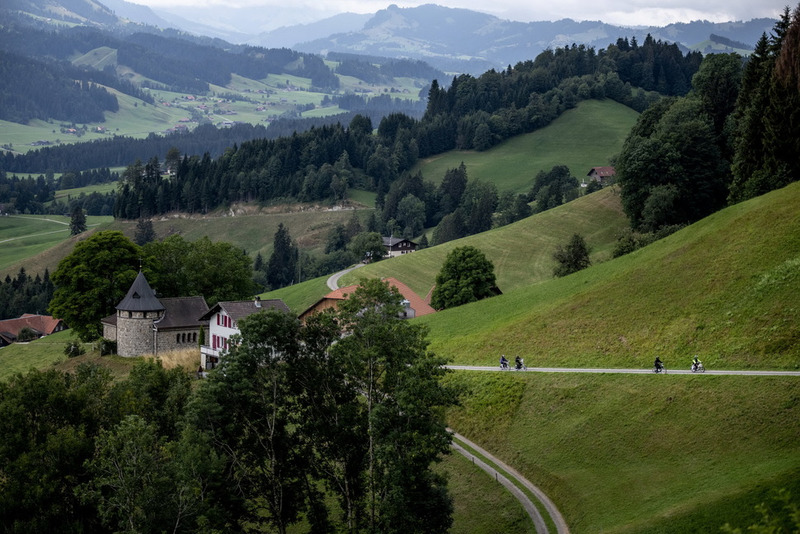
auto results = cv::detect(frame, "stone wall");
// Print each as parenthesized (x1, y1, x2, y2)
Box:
(156, 328, 200, 355)
(116, 310, 159, 357)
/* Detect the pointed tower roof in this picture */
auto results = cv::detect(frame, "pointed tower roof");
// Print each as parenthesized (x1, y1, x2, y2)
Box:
(116, 272, 165, 312)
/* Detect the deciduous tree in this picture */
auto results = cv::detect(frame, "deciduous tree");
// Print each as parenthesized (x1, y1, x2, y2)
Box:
(430, 246, 497, 310)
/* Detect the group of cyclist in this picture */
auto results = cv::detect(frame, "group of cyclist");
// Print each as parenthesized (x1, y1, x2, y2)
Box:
(495, 354, 704, 372)
(653, 355, 704, 372)
(499, 354, 526, 370)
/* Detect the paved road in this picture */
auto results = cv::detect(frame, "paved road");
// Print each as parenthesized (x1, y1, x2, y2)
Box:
(326, 263, 365, 290)
(447, 365, 800, 376)
(451, 431, 570, 534)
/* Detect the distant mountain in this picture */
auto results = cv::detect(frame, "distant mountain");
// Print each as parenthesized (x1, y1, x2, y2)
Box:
(293, 4, 774, 74)
(3, 0, 776, 76)
(252, 13, 373, 49)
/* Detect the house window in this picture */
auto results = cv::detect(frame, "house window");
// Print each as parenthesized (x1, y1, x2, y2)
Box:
(176, 333, 180, 343)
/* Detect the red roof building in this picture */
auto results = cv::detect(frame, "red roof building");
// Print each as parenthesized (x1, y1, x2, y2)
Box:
(0, 314, 67, 346)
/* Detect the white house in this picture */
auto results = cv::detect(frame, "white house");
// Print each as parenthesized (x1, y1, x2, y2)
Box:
(382, 236, 418, 258)
(198, 296, 290, 370)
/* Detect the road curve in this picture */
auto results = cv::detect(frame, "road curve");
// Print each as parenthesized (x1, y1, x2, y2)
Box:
(326, 263, 365, 290)
(450, 430, 570, 534)
(447, 365, 800, 376)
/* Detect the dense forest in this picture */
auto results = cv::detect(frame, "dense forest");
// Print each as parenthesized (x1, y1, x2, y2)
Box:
(0, 267, 54, 320)
(616, 6, 800, 236)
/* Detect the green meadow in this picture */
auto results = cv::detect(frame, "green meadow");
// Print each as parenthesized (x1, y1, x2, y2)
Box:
(413, 99, 640, 192)
(0, 214, 113, 272)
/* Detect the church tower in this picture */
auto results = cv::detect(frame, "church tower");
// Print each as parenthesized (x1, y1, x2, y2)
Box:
(114, 272, 165, 357)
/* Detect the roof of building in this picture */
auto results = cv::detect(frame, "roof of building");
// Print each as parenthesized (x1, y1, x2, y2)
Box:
(198, 297, 291, 322)
(382, 236, 417, 247)
(299, 277, 435, 319)
(0, 314, 66, 341)
(116, 272, 165, 312)
(154, 297, 209, 330)
(587, 166, 616, 177)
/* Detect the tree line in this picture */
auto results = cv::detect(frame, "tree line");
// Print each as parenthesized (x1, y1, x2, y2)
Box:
(110, 38, 693, 221)
(616, 6, 800, 238)
(0, 168, 118, 215)
(0, 268, 54, 320)
(2, 279, 456, 533)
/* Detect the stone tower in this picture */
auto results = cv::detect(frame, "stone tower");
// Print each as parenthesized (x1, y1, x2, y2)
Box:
(115, 272, 165, 357)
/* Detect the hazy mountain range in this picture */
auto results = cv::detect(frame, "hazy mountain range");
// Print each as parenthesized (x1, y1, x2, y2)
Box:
(5, 0, 775, 74)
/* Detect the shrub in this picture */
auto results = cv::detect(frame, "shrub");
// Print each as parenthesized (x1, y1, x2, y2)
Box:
(64, 340, 86, 358)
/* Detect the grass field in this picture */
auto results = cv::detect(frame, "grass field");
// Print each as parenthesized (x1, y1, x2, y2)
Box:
(414, 182, 800, 371)
(445, 371, 800, 533)
(336, 186, 628, 304)
(0, 214, 113, 272)
(412, 99, 640, 193)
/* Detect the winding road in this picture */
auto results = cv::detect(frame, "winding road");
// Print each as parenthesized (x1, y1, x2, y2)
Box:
(446, 363, 800, 532)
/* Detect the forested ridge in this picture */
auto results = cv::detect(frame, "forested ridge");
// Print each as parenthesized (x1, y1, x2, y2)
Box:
(111, 38, 697, 221)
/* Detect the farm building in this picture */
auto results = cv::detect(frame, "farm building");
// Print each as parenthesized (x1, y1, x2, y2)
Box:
(299, 277, 435, 323)
(0, 314, 67, 347)
(382, 236, 418, 257)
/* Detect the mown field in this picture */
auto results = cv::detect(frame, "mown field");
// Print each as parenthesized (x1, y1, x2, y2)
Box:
(331, 186, 628, 312)
(413, 99, 640, 192)
(0, 214, 113, 272)
(445, 371, 800, 533)
(418, 183, 800, 370)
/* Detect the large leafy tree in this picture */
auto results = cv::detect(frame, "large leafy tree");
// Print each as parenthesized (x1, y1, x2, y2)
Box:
(430, 245, 497, 310)
(616, 95, 730, 231)
(332, 279, 456, 533)
(49, 230, 141, 340)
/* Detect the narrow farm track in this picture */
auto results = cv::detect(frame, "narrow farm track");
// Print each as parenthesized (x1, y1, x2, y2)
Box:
(450, 431, 570, 534)
(446, 363, 800, 532)
(447, 365, 800, 376)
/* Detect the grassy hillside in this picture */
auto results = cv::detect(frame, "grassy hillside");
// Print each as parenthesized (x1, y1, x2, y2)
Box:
(336, 186, 628, 305)
(413, 99, 639, 193)
(0, 214, 113, 272)
(416, 182, 800, 371)
(445, 371, 800, 533)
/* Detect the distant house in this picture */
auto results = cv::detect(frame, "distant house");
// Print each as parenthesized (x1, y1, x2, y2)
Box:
(382, 236, 417, 258)
(299, 277, 435, 323)
(0, 314, 67, 347)
(586, 166, 616, 186)
(101, 272, 209, 357)
(198, 297, 291, 370)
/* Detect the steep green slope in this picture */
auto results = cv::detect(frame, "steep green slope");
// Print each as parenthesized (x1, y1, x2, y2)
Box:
(337, 186, 628, 303)
(413, 99, 639, 192)
(445, 372, 800, 534)
(417, 182, 800, 370)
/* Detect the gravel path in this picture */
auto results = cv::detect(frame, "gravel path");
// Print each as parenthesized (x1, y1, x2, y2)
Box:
(450, 431, 570, 534)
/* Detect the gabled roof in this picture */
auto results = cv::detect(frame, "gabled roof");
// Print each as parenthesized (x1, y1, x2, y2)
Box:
(0, 314, 66, 340)
(154, 297, 209, 330)
(587, 166, 616, 177)
(299, 277, 435, 319)
(382, 236, 417, 247)
(116, 272, 165, 312)
(198, 298, 291, 322)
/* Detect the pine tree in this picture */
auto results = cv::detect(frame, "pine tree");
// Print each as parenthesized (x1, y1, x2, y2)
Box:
(266, 223, 298, 290)
(69, 205, 86, 235)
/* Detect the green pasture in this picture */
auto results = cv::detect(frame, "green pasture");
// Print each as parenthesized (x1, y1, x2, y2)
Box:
(0, 214, 112, 272)
(338, 186, 628, 301)
(413, 99, 639, 193)
(263, 275, 335, 316)
(71, 46, 117, 70)
(416, 182, 800, 370)
(53, 181, 118, 201)
(445, 371, 800, 533)
(0, 329, 76, 380)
